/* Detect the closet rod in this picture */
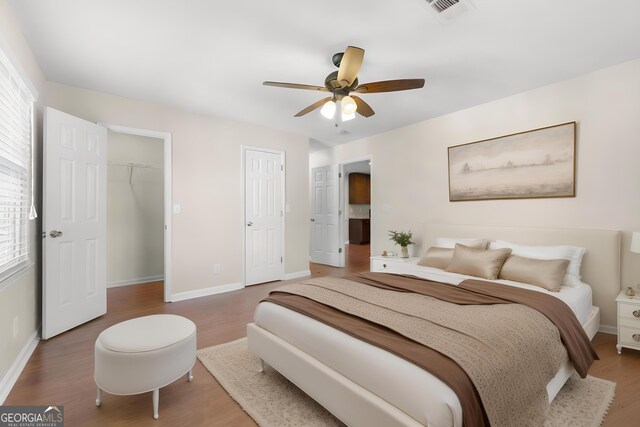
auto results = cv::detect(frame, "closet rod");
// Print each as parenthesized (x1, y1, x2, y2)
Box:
(107, 161, 163, 170)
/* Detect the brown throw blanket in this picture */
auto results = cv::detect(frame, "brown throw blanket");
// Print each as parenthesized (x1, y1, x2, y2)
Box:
(261, 272, 597, 427)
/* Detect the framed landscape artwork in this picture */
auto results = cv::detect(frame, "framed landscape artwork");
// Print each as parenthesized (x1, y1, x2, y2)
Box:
(448, 122, 576, 201)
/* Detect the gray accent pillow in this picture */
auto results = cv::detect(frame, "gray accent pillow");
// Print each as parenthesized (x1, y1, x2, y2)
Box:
(417, 247, 454, 269)
(499, 255, 570, 292)
(446, 244, 512, 280)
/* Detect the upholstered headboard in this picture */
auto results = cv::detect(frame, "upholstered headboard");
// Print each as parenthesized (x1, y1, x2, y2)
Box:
(423, 223, 621, 329)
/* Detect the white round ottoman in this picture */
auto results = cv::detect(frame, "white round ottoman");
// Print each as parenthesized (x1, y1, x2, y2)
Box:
(94, 314, 196, 419)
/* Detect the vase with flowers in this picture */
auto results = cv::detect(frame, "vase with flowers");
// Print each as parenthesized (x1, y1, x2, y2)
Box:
(388, 230, 414, 258)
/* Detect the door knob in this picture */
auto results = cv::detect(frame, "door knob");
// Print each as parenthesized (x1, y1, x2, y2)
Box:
(49, 230, 63, 238)
(310, 218, 315, 222)
(247, 222, 253, 226)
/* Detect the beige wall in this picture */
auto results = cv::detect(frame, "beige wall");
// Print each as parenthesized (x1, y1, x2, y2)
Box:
(107, 131, 164, 284)
(310, 59, 640, 328)
(0, 0, 46, 392)
(46, 82, 310, 297)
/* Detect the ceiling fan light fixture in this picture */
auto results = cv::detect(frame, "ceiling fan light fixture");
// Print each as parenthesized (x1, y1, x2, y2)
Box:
(341, 96, 357, 115)
(341, 111, 356, 122)
(320, 100, 336, 119)
(265, 45, 426, 120)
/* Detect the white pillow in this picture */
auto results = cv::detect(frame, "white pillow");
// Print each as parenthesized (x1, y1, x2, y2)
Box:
(488, 240, 586, 288)
(435, 237, 488, 250)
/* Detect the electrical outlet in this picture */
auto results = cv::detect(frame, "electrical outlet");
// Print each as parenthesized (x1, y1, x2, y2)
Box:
(213, 264, 221, 274)
(173, 204, 182, 214)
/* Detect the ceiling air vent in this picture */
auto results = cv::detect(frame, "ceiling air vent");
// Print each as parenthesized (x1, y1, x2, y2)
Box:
(424, 0, 475, 24)
(428, 0, 460, 13)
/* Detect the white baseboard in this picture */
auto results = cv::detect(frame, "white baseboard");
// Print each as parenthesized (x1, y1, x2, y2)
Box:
(283, 270, 311, 281)
(107, 275, 164, 288)
(170, 271, 311, 302)
(0, 329, 39, 404)
(598, 324, 617, 335)
(171, 282, 244, 302)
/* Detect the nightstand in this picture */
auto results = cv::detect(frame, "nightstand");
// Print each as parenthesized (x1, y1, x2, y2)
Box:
(615, 290, 640, 354)
(370, 256, 420, 274)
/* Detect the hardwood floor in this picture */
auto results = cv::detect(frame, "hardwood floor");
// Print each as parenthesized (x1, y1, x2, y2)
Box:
(6, 243, 639, 426)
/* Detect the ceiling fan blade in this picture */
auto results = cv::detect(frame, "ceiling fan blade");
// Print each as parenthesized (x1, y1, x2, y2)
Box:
(354, 79, 425, 94)
(337, 46, 365, 88)
(263, 81, 328, 92)
(294, 97, 333, 117)
(351, 95, 375, 118)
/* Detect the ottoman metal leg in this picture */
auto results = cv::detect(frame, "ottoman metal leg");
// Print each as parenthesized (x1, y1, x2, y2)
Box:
(152, 388, 159, 419)
(187, 369, 193, 382)
(96, 387, 102, 406)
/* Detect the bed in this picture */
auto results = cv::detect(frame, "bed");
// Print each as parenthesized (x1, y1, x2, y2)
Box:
(247, 224, 621, 427)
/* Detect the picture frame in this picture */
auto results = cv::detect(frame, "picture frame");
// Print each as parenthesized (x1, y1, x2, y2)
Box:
(448, 122, 576, 202)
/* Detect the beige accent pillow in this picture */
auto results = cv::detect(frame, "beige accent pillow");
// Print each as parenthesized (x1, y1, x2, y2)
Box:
(489, 240, 585, 288)
(446, 244, 512, 280)
(435, 237, 489, 250)
(417, 247, 454, 269)
(499, 255, 570, 292)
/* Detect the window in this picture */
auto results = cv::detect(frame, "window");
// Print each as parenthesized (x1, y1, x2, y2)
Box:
(0, 46, 35, 283)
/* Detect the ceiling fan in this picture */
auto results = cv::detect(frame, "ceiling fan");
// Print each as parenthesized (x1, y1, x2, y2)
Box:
(263, 46, 425, 121)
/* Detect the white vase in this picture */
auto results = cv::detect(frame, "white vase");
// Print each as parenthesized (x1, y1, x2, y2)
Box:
(400, 246, 409, 258)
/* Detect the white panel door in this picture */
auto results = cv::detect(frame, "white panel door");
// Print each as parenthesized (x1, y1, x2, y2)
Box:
(43, 107, 107, 339)
(310, 165, 340, 267)
(245, 149, 284, 286)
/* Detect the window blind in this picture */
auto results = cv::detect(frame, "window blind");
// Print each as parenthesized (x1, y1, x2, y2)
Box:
(0, 47, 34, 279)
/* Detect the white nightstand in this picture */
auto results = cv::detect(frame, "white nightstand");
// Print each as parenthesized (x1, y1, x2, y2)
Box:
(615, 290, 640, 354)
(370, 256, 420, 274)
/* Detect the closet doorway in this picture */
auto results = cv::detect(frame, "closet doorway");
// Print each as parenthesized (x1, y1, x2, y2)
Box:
(103, 124, 172, 302)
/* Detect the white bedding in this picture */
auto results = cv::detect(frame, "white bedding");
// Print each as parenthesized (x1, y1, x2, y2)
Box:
(254, 268, 596, 427)
(390, 260, 593, 324)
(256, 302, 463, 426)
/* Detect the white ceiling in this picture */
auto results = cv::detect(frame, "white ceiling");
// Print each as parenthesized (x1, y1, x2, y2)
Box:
(9, 0, 640, 151)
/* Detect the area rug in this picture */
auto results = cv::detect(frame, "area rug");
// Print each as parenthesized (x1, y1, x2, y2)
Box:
(197, 338, 615, 427)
